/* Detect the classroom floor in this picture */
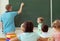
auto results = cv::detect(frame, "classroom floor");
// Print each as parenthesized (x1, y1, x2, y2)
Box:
(0, 27, 54, 38)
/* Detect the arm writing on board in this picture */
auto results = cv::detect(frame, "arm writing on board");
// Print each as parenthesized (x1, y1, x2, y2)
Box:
(18, 2, 24, 14)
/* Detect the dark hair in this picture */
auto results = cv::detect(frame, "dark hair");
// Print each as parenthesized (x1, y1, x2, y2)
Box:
(5, 4, 12, 11)
(23, 21, 34, 32)
(42, 25, 48, 32)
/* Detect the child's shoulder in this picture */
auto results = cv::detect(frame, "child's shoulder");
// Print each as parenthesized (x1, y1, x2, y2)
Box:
(52, 32, 60, 37)
(40, 32, 50, 38)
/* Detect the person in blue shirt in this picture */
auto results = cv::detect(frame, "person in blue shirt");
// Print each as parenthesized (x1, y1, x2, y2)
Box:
(10, 21, 40, 41)
(0, 2, 24, 34)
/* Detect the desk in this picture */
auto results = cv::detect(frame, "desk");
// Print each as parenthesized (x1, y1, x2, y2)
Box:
(0, 38, 6, 41)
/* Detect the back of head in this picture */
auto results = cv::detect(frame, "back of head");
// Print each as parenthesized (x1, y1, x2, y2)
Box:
(5, 4, 12, 11)
(42, 25, 48, 32)
(23, 21, 34, 32)
(37, 17, 44, 23)
(52, 20, 60, 29)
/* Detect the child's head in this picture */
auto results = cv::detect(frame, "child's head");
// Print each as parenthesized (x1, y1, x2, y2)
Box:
(37, 17, 44, 23)
(42, 25, 48, 32)
(21, 21, 34, 32)
(52, 20, 60, 31)
(5, 4, 12, 11)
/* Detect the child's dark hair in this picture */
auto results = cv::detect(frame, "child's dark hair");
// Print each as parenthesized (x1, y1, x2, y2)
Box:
(23, 21, 34, 32)
(42, 25, 48, 32)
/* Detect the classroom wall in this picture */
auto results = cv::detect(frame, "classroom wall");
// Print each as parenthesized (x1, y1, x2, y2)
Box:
(0, 0, 60, 27)
(0, 0, 9, 14)
(0, 0, 9, 37)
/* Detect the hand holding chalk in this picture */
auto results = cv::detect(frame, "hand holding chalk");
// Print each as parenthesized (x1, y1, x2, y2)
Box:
(21, 2, 24, 7)
(18, 2, 24, 14)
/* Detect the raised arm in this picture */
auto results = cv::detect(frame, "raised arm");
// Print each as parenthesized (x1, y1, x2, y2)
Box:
(18, 2, 24, 14)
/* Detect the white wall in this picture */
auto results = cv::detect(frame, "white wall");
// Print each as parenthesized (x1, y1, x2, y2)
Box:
(0, 0, 9, 38)
(0, 0, 9, 14)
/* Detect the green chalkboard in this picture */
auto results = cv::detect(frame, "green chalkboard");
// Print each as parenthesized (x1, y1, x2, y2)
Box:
(53, 0, 60, 21)
(9, 0, 50, 27)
